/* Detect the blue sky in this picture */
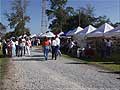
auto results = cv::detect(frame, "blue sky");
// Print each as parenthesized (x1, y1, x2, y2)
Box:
(0, 0, 120, 34)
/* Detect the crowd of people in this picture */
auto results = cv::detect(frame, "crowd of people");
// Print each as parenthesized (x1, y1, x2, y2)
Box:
(0, 35, 62, 60)
(1, 37, 32, 57)
(0, 34, 114, 60)
(41, 35, 61, 60)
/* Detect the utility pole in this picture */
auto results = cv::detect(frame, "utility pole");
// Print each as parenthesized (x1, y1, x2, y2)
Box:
(41, 0, 48, 33)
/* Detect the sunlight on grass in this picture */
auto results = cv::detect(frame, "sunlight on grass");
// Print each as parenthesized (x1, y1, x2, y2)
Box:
(63, 53, 120, 72)
(90, 62, 120, 71)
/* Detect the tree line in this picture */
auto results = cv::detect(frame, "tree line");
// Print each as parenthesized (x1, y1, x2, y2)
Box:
(0, 0, 120, 39)
(46, 0, 120, 33)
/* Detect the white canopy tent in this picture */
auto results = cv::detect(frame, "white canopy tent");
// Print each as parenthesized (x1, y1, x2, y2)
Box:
(73, 25, 96, 48)
(57, 31, 64, 37)
(77, 25, 96, 38)
(87, 23, 114, 37)
(30, 34, 37, 38)
(40, 31, 55, 37)
(67, 26, 83, 36)
(105, 25, 120, 37)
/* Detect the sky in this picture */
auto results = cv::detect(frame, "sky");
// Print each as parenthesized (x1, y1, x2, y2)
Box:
(0, 0, 120, 34)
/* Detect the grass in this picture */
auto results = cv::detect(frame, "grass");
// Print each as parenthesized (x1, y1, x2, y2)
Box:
(63, 52, 120, 72)
(0, 50, 9, 80)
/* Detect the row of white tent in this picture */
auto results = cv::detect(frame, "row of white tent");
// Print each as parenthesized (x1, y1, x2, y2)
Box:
(29, 23, 120, 38)
(65, 23, 120, 48)
(29, 32, 55, 38)
(66, 23, 120, 38)
(30, 31, 64, 38)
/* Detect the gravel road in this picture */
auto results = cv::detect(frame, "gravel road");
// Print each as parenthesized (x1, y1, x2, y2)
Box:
(1, 47, 120, 90)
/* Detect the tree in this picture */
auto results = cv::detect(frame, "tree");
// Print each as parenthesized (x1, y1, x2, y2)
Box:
(3, 27, 30, 39)
(5, 0, 30, 37)
(62, 5, 96, 32)
(93, 16, 111, 28)
(46, 0, 68, 33)
(47, 1, 113, 33)
(0, 22, 6, 36)
(112, 22, 120, 27)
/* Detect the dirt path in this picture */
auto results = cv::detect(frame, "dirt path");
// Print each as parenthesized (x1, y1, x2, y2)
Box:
(1, 47, 120, 90)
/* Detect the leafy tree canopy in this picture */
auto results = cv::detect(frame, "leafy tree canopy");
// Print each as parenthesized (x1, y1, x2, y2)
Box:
(4, 0, 30, 38)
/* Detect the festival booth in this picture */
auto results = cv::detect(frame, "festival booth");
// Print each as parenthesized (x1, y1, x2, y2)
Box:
(74, 25, 96, 48)
(105, 25, 120, 52)
(68, 26, 84, 36)
(66, 26, 83, 38)
(87, 23, 114, 37)
(65, 26, 83, 46)
(85, 23, 114, 57)
(73, 25, 96, 57)
(105, 25, 120, 37)
(86, 23, 114, 45)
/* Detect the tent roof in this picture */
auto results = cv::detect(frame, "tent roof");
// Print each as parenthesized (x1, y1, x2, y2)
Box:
(40, 31, 55, 37)
(67, 26, 83, 36)
(74, 26, 84, 34)
(77, 25, 96, 35)
(105, 25, 120, 37)
(114, 25, 120, 31)
(87, 23, 114, 37)
(94, 23, 114, 33)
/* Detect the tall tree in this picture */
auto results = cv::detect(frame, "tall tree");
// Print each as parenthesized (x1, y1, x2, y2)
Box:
(5, 0, 30, 37)
(46, 0, 68, 33)
(47, 1, 112, 33)
(93, 16, 111, 28)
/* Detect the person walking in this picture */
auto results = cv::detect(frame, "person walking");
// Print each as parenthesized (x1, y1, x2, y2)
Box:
(51, 37, 57, 60)
(26, 38, 31, 56)
(7, 39, 12, 57)
(55, 35, 62, 57)
(18, 38, 23, 57)
(22, 37, 26, 56)
(42, 37, 50, 60)
(11, 39, 16, 57)
(2, 40, 7, 57)
(15, 38, 19, 57)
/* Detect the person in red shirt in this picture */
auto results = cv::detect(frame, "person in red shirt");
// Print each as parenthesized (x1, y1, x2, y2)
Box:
(42, 37, 50, 60)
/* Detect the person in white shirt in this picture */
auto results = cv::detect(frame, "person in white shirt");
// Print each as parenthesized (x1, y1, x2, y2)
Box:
(68, 39, 75, 53)
(55, 35, 62, 56)
(11, 39, 16, 57)
(106, 39, 112, 57)
(26, 38, 31, 56)
(22, 37, 26, 55)
(51, 37, 57, 60)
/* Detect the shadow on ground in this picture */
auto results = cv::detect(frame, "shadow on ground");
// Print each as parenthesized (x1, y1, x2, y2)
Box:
(31, 55, 44, 57)
(117, 78, 120, 80)
(98, 71, 120, 75)
(101, 62, 120, 65)
(65, 62, 88, 64)
(12, 57, 45, 61)
(12, 54, 53, 61)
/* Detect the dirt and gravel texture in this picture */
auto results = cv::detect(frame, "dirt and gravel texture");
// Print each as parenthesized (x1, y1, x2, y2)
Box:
(0, 47, 120, 90)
